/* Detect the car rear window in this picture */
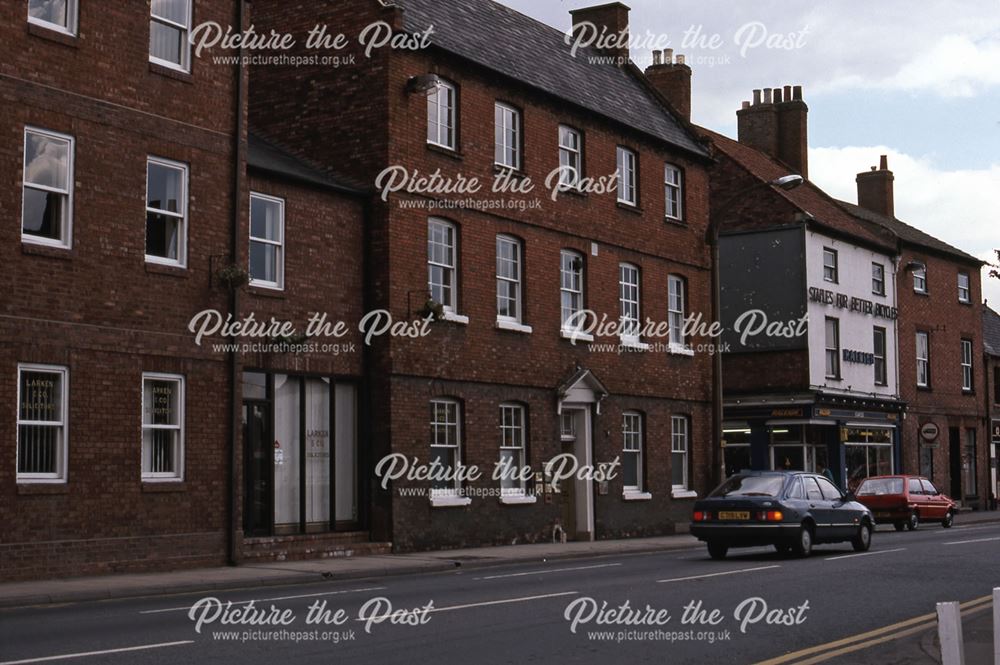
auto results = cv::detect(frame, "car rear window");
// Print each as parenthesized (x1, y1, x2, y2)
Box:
(857, 478, 903, 495)
(710, 475, 785, 498)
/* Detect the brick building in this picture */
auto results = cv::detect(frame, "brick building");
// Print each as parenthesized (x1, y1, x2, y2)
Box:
(840, 159, 988, 509)
(985, 306, 1000, 509)
(250, 0, 717, 550)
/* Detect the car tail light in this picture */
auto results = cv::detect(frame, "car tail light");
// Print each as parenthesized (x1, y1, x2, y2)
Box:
(693, 511, 712, 521)
(757, 511, 784, 522)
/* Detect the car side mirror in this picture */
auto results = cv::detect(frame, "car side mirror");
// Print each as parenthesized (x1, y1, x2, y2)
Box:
(842, 491, 856, 502)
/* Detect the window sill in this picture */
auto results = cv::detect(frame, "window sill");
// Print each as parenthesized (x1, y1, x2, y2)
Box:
(560, 329, 594, 344)
(493, 164, 526, 179)
(27, 21, 78, 47)
(553, 186, 588, 200)
(17, 483, 69, 495)
(669, 343, 695, 357)
(664, 216, 686, 227)
(958, 300, 973, 306)
(914, 290, 930, 297)
(22, 241, 73, 260)
(620, 337, 649, 351)
(142, 481, 186, 492)
(427, 143, 463, 160)
(442, 311, 469, 325)
(429, 494, 472, 508)
(623, 491, 652, 501)
(917, 385, 933, 392)
(496, 319, 533, 334)
(672, 489, 698, 499)
(145, 261, 189, 278)
(150, 61, 193, 83)
(248, 285, 287, 300)
(616, 202, 642, 214)
(500, 494, 538, 505)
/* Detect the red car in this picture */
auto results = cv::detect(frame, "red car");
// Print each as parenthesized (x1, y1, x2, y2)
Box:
(855, 475, 956, 531)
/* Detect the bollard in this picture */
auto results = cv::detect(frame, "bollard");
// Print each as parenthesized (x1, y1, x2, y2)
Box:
(993, 588, 999, 665)
(936, 601, 965, 665)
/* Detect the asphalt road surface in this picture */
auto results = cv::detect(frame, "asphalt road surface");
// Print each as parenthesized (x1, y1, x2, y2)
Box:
(2, 521, 999, 665)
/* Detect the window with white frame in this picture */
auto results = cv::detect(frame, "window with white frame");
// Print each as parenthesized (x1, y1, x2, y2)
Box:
(146, 157, 188, 266)
(958, 273, 971, 303)
(617, 147, 637, 205)
(825, 317, 841, 379)
(150, 0, 192, 71)
(496, 235, 523, 323)
(916, 331, 930, 387)
(249, 194, 285, 289)
(671, 415, 689, 490)
(427, 80, 456, 150)
(668, 275, 686, 346)
(619, 263, 641, 341)
(494, 102, 521, 170)
(622, 411, 643, 492)
(913, 266, 927, 293)
(961, 339, 973, 391)
(22, 127, 73, 248)
(428, 218, 457, 311)
(499, 404, 527, 494)
(558, 126, 582, 189)
(430, 399, 461, 493)
(823, 247, 838, 283)
(16, 365, 68, 482)
(873, 327, 887, 386)
(872, 262, 885, 296)
(28, 0, 78, 35)
(664, 164, 683, 220)
(142, 374, 184, 480)
(560, 250, 584, 331)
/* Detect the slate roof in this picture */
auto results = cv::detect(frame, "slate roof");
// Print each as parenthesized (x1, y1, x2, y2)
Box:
(394, 0, 707, 157)
(248, 134, 365, 194)
(984, 306, 1000, 357)
(836, 200, 982, 265)
(696, 128, 897, 252)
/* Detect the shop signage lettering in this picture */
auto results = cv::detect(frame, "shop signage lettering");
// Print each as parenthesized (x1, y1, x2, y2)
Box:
(808, 287, 898, 320)
(842, 349, 875, 365)
(770, 408, 802, 417)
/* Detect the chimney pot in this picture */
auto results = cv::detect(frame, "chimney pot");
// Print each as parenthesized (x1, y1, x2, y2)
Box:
(665, 48, 674, 63)
(792, 85, 803, 100)
(783, 85, 792, 101)
(879, 155, 889, 170)
(752, 89, 761, 105)
(652, 50, 662, 65)
(676, 54, 685, 65)
(773, 88, 783, 103)
(763, 88, 773, 104)
(741, 100, 751, 109)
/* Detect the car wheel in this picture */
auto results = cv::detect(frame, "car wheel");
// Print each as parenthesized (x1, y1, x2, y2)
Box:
(707, 542, 728, 560)
(893, 522, 905, 532)
(942, 511, 954, 528)
(852, 521, 872, 552)
(906, 510, 919, 531)
(792, 524, 813, 557)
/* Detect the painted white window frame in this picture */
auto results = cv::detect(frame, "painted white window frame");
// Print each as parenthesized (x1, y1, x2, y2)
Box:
(873, 326, 888, 386)
(913, 266, 928, 294)
(145, 156, 189, 268)
(141, 372, 185, 481)
(249, 192, 285, 290)
(825, 317, 841, 379)
(558, 126, 582, 189)
(671, 415, 690, 491)
(16, 364, 69, 483)
(494, 102, 521, 170)
(619, 263, 641, 345)
(427, 80, 456, 150)
(427, 218, 458, 312)
(668, 274, 686, 348)
(961, 339, 973, 391)
(560, 250, 588, 337)
(27, 0, 78, 36)
(616, 146, 637, 206)
(429, 399, 469, 505)
(499, 403, 528, 497)
(496, 235, 523, 324)
(822, 247, 838, 283)
(916, 331, 930, 387)
(22, 127, 74, 249)
(958, 272, 971, 304)
(664, 163, 683, 220)
(622, 411, 643, 493)
(872, 262, 885, 296)
(149, 0, 192, 73)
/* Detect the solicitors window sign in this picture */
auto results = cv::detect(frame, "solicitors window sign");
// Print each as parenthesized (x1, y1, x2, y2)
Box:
(841, 427, 893, 444)
(809, 287, 898, 321)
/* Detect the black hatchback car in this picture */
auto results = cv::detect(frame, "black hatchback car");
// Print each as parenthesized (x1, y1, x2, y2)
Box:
(690, 471, 875, 559)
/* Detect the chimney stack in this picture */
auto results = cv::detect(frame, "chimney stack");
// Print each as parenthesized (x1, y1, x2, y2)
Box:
(737, 84, 809, 178)
(644, 49, 692, 121)
(856, 155, 894, 218)
(570, 2, 632, 64)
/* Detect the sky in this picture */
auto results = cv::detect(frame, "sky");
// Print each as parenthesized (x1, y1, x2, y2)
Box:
(497, 0, 1000, 306)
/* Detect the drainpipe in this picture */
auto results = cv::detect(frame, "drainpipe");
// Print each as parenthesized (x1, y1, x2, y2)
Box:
(227, 0, 248, 567)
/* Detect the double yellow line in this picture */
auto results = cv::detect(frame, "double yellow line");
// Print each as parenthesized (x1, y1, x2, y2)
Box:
(755, 594, 994, 665)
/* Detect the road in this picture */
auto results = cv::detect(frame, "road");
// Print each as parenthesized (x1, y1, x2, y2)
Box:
(2, 521, 999, 665)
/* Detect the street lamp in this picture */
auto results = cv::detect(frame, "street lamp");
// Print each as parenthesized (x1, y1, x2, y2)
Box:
(707, 175, 805, 487)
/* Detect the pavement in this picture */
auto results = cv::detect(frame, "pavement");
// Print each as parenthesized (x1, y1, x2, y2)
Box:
(1, 509, 999, 611)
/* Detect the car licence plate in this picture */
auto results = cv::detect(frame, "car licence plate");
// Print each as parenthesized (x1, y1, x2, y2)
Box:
(719, 511, 750, 520)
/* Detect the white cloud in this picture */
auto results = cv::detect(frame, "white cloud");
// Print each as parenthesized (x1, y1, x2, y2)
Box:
(808, 146, 1000, 306)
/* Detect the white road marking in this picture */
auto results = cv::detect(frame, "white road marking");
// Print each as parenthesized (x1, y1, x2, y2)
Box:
(139, 586, 385, 614)
(824, 548, 907, 561)
(0, 641, 193, 665)
(656, 565, 780, 584)
(475, 563, 622, 580)
(943, 536, 1000, 546)
(360, 591, 579, 621)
